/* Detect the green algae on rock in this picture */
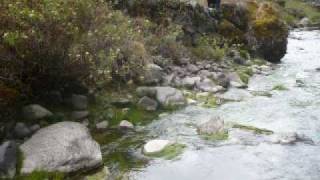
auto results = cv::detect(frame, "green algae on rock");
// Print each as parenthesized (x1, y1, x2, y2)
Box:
(232, 124, 274, 135)
(144, 143, 186, 160)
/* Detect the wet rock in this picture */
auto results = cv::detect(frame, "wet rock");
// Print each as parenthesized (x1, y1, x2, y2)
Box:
(197, 117, 224, 135)
(71, 111, 89, 120)
(143, 64, 163, 85)
(96, 121, 109, 130)
(111, 98, 132, 108)
(14, 122, 32, 139)
(71, 94, 88, 110)
(154, 87, 186, 108)
(196, 78, 224, 93)
(269, 132, 313, 145)
(20, 122, 102, 173)
(138, 96, 158, 111)
(22, 104, 53, 120)
(181, 76, 201, 89)
(119, 120, 134, 129)
(187, 98, 197, 105)
(198, 70, 213, 78)
(143, 139, 171, 154)
(0, 141, 17, 179)
(136, 87, 157, 98)
(228, 72, 246, 88)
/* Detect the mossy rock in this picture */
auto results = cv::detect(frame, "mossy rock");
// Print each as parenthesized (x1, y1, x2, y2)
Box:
(200, 130, 229, 141)
(145, 143, 186, 160)
(272, 84, 288, 91)
(232, 124, 274, 135)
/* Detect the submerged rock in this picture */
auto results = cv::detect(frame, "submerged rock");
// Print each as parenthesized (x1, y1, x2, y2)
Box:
(22, 104, 53, 120)
(20, 121, 102, 173)
(0, 141, 17, 179)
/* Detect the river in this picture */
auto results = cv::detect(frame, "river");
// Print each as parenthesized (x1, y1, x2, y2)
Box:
(129, 30, 320, 180)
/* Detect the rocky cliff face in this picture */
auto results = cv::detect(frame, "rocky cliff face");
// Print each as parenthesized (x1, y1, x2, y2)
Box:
(221, 0, 289, 62)
(117, 0, 289, 63)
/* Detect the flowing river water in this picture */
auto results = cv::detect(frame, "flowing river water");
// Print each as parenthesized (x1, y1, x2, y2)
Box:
(127, 30, 320, 180)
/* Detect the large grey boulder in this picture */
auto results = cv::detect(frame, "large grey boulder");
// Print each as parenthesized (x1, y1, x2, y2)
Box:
(154, 87, 186, 108)
(143, 64, 163, 85)
(71, 94, 88, 110)
(22, 104, 53, 120)
(20, 121, 102, 174)
(0, 141, 17, 179)
(138, 96, 158, 111)
(197, 117, 225, 135)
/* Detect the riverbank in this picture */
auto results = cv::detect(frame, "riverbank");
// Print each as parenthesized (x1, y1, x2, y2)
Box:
(1, 0, 319, 179)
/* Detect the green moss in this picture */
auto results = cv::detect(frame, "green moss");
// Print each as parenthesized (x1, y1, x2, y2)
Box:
(85, 167, 110, 180)
(16, 148, 24, 175)
(272, 84, 288, 91)
(202, 96, 218, 108)
(145, 143, 186, 160)
(232, 124, 274, 135)
(237, 71, 250, 84)
(16, 171, 65, 180)
(201, 130, 229, 141)
(251, 91, 273, 97)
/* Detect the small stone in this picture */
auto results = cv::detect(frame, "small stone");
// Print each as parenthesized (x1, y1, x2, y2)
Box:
(196, 78, 224, 93)
(96, 121, 109, 130)
(71, 111, 89, 120)
(14, 123, 31, 139)
(71, 94, 88, 110)
(22, 104, 53, 120)
(119, 120, 134, 129)
(0, 141, 17, 179)
(187, 98, 197, 105)
(228, 72, 246, 88)
(143, 139, 171, 154)
(181, 76, 201, 89)
(138, 96, 158, 111)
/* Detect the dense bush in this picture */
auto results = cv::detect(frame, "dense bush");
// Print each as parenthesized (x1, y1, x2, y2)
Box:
(0, 0, 147, 104)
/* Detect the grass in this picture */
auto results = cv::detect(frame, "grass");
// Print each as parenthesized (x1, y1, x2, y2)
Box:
(201, 130, 229, 141)
(272, 84, 288, 91)
(232, 124, 274, 135)
(145, 143, 186, 160)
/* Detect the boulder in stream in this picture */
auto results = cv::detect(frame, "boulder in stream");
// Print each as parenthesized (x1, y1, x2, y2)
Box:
(20, 121, 102, 174)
